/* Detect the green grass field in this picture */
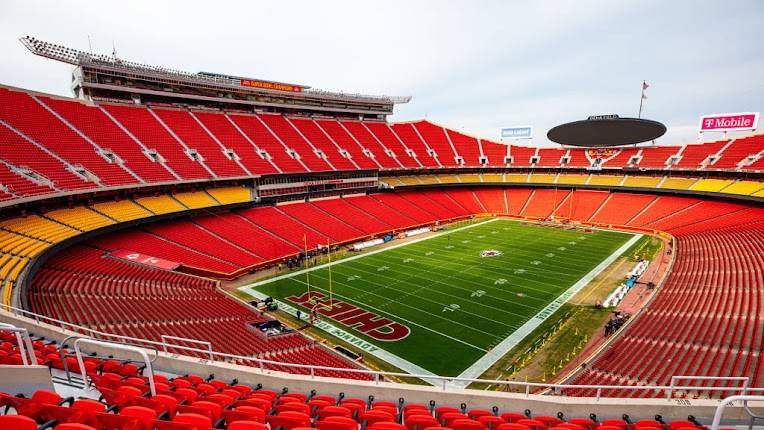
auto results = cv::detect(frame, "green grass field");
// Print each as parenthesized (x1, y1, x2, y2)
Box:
(242, 218, 634, 377)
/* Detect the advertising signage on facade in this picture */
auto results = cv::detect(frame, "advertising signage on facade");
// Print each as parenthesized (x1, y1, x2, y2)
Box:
(500, 126, 533, 140)
(699, 112, 759, 133)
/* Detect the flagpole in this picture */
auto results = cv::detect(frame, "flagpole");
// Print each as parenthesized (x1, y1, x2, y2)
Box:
(638, 80, 647, 119)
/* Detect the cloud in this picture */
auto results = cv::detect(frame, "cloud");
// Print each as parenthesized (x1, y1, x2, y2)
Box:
(1, 0, 761, 146)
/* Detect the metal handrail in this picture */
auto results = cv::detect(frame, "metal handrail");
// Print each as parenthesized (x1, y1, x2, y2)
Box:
(74, 338, 156, 396)
(3, 305, 764, 399)
(710, 395, 764, 430)
(0, 322, 37, 365)
(670, 375, 750, 399)
(161, 335, 213, 360)
(58, 334, 159, 383)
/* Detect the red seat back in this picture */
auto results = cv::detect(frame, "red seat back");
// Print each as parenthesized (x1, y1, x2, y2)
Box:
(174, 413, 213, 430)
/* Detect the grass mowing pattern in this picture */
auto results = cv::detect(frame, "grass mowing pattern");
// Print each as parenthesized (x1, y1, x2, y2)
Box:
(251, 219, 633, 376)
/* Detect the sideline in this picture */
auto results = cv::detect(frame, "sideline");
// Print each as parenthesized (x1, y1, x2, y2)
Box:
(245, 288, 442, 385)
(449, 233, 643, 388)
(238, 218, 498, 291)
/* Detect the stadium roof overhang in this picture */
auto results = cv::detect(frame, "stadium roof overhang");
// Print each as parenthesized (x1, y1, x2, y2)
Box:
(19, 35, 412, 109)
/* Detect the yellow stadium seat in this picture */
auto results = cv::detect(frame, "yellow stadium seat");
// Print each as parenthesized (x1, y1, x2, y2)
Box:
(623, 176, 662, 188)
(416, 175, 440, 185)
(207, 186, 252, 205)
(46, 207, 115, 231)
(0, 231, 48, 258)
(92, 200, 151, 221)
(397, 176, 423, 185)
(458, 174, 482, 183)
(588, 175, 624, 186)
(0, 231, 23, 254)
(0, 255, 10, 274)
(659, 177, 698, 190)
(557, 174, 589, 185)
(0, 255, 21, 280)
(7, 257, 27, 282)
(481, 174, 503, 183)
(18, 241, 47, 258)
(529, 174, 557, 184)
(435, 175, 460, 184)
(754, 188, 764, 198)
(689, 179, 734, 193)
(136, 195, 187, 214)
(505, 174, 529, 183)
(721, 181, 764, 196)
(0, 216, 78, 242)
(382, 177, 404, 187)
(173, 191, 218, 209)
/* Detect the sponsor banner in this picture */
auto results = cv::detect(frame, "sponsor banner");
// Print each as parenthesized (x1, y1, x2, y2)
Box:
(110, 249, 180, 270)
(500, 126, 533, 140)
(699, 112, 759, 132)
(240, 79, 303, 92)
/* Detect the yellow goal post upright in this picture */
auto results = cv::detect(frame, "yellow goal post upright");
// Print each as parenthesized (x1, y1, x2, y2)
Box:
(307, 237, 334, 313)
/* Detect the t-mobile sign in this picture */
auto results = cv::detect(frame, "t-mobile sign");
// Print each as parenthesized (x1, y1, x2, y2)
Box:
(699, 112, 759, 132)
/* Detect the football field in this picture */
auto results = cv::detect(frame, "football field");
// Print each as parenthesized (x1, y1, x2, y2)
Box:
(241, 218, 637, 377)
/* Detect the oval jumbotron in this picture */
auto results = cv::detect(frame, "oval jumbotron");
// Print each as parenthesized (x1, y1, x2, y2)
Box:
(547, 115, 667, 147)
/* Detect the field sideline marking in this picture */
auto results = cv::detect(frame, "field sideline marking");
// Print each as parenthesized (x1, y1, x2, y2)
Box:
(243, 288, 443, 385)
(239, 218, 637, 381)
(448, 232, 643, 388)
(284, 275, 493, 349)
(237, 218, 501, 380)
(239, 217, 499, 290)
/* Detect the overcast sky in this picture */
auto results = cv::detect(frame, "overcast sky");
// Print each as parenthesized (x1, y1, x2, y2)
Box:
(1, 0, 762, 146)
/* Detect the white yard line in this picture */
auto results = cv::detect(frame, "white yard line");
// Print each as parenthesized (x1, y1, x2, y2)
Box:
(245, 289, 443, 385)
(448, 233, 643, 388)
(286, 275, 495, 349)
(238, 217, 640, 384)
(239, 218, 499, 290)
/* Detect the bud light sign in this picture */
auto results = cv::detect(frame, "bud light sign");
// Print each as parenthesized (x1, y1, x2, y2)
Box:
(699, 112, 759, 132)
(500, 126, 533, 140)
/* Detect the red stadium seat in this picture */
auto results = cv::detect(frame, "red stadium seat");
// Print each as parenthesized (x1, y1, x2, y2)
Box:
(119, 405, 157, 429)
(0, 415, 38, 430)
(497, 424, 533, 430)
(407, 414, 439, 430)
(361, 410, 397, 426)
(369, 423, 408, 430)
(316, 417, 359, 430)
(54, 424, 98, 430)
(451, 418, 485, 430)
(228, 422, 271, 430)
(174, 413, 213, 430)
(477, 415, 506, 430)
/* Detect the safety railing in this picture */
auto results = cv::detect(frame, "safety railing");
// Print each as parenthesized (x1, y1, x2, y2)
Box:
(161, 335, 213, 360)
(670, 376, 751, 399)
(710, 395, 764, 430)
(74, 338, 157, 396)
(57, 334, 159, 384)
(3, 305, 764, 401)
(0, 322, 37, 365)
